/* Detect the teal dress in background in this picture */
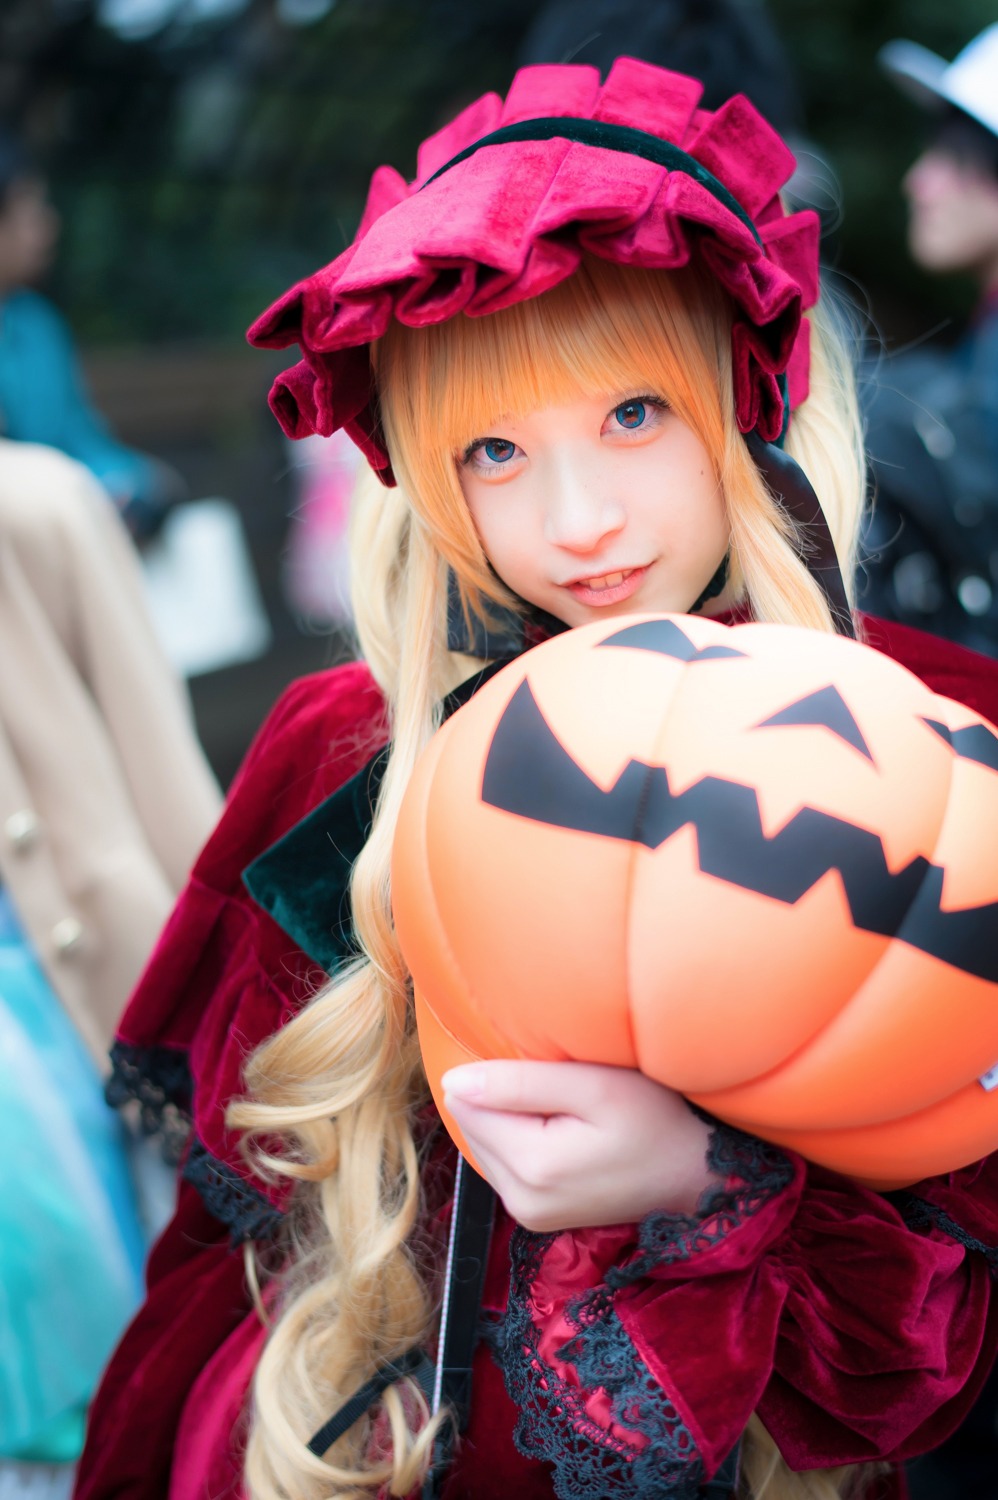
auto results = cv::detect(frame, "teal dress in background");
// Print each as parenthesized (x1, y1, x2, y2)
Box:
(0, 888, 145, 1463)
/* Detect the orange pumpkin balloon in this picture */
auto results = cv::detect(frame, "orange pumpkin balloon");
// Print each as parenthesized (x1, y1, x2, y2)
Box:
(391, 613, 998, 1188)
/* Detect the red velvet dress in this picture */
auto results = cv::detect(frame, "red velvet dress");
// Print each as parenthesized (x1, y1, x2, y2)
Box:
(75, 618, 998, 1500)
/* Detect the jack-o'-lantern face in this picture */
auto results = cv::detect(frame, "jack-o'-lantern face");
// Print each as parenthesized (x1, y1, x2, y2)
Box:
(392, 613, 998, 1185)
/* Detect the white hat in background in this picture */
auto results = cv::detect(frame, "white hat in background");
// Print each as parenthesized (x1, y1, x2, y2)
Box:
(879, 24, 998, 139)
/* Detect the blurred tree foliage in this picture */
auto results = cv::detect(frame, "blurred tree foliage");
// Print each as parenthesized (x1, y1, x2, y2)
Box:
(1, 0, 536, 342)
(1, 0, 994, 348)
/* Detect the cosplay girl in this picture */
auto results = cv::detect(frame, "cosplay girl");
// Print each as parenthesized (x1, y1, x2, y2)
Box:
(77, 59, 998, 1500)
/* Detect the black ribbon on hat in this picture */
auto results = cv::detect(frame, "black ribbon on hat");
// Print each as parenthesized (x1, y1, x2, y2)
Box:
(745, 432, 855, 637)
(423, 117, 764, 247)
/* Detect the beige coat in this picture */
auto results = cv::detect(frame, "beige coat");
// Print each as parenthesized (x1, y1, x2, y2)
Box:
(0, 440, 222, 1068)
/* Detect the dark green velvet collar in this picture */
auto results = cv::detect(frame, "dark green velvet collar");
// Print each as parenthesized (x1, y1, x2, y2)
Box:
(242, 662, 507, 973)
(242, 746, 387, 974)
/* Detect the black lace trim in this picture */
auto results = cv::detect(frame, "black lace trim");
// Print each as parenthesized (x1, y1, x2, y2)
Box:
(478, 1309, 506, 1364)
(500, 1124, 794, 1499)
(105, 1045, 286, 1243)
(618, 1122, 795, 1284)
(503, 1228, 702, 1499)
(888, 1190, 998, 1275)
(182, 1134, 285, 1245)
(105, 1040, 192, 1165)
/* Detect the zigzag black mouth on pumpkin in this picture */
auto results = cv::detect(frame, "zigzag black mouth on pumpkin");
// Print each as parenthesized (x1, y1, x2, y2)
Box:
(480, 679, 998, 984)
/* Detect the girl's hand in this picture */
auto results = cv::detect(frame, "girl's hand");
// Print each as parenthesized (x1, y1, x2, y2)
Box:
(441, 1060, 718, 1234)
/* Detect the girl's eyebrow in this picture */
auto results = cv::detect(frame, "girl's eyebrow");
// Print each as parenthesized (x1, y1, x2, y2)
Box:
(472, 410, 518, 431)
(609, 387, 668, 400)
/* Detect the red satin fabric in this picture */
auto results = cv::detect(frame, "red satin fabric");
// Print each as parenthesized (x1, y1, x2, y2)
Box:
(75, 619, 998, 1500)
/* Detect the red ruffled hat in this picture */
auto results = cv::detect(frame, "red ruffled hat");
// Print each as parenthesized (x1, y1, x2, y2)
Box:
(248, 56, 820, 480)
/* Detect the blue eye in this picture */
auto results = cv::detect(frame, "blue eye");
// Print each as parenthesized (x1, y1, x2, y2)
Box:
(483, 438, 516, 463)
(615, 400, 646, 430)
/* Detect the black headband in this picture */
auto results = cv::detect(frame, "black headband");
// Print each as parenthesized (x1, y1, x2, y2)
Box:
(424, 117, 762, 245)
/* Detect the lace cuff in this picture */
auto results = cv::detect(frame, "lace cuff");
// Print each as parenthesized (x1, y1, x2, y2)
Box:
(499, 1124, 795, 1499)
(105, 1040, 192, 1164)
(618, 1122, 796, 1284)
(888, 1189, 998, 1274)
(182, 1135, 285, 1244)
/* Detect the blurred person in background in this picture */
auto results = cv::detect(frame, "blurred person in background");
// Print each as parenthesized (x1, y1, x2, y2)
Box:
(861, 25, 998, 656)
(861, 31, 998, 1483)
(0, 440, 220, 1497)
(0, 129, 187, 544)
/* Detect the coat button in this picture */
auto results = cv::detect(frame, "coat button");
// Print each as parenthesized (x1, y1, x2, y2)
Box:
(51, 917, 86, 957)
(4, 809, 40, 851)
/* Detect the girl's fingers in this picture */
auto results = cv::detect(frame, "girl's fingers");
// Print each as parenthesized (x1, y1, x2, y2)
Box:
(444, 1092, 559, 1164)
(443, 1064, 715, 1230)
(442, 1058, 604, 1118)
(444, 1093, 582, 1225)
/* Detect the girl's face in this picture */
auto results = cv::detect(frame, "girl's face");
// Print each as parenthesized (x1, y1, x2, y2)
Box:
(457, 389, 730, 628)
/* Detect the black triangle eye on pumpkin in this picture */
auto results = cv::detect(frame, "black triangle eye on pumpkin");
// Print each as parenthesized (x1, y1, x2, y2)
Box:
(391, 611, 998, 1190)
(598, 617, 748, 663)
(754, 685, 874, 762)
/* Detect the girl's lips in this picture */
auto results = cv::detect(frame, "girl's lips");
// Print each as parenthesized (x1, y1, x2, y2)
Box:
(564, 565, 647, 607)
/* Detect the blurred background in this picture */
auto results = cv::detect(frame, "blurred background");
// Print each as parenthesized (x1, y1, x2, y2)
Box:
(2, 0, 994, 784)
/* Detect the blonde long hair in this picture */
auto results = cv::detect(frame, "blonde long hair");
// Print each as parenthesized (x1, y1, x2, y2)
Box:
(229, 257, 874, 1500)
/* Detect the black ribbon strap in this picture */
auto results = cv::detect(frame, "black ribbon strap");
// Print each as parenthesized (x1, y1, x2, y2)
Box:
(306, 1157, 496, 1495)
(423, 1157, 497, 1500)
(306, 1345, 435, 1458)
(745, 432, 855, 638)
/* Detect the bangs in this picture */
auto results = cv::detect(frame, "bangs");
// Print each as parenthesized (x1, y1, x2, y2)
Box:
(379, 257, 730, 466)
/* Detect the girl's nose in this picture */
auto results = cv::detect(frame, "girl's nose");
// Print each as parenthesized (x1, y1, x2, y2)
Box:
(542, 457, 626, 554)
